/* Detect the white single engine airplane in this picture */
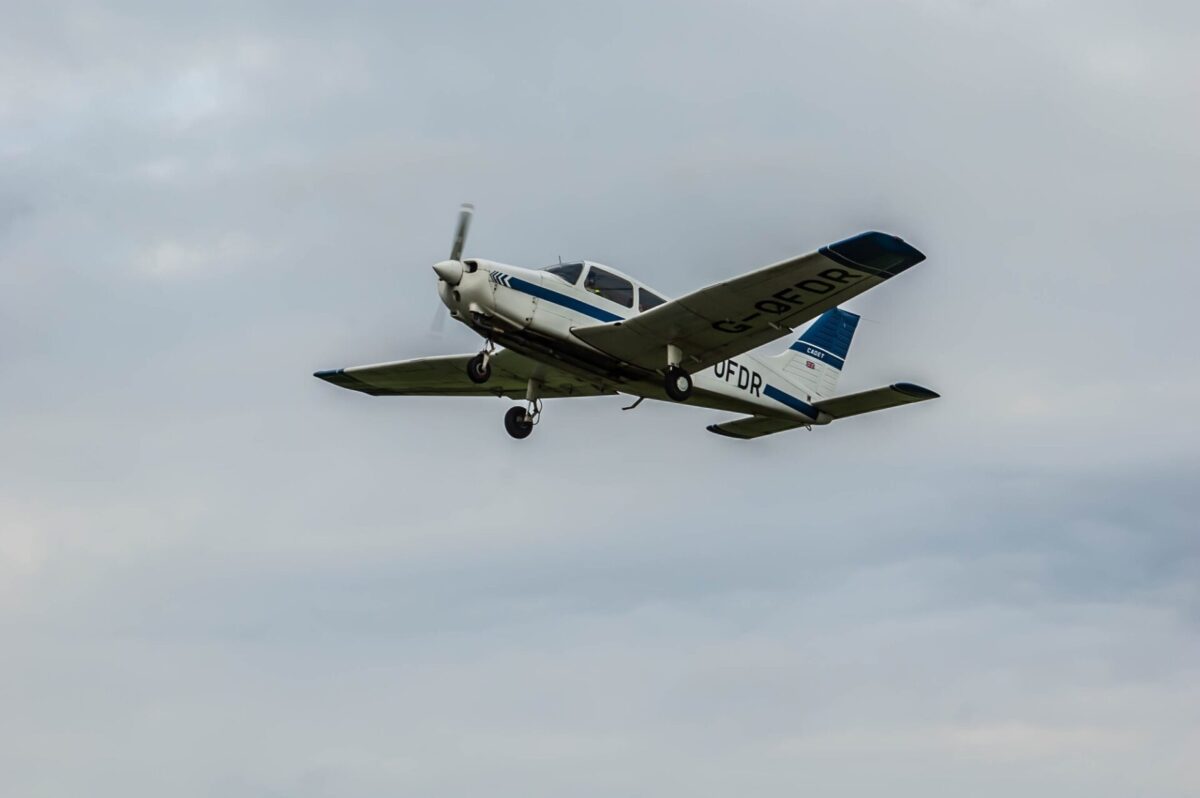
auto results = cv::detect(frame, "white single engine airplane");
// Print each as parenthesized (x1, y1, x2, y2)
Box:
(315, 205, 938, 439)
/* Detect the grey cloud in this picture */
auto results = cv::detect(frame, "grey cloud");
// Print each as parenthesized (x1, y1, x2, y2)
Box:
(2, 1, 1199, 796)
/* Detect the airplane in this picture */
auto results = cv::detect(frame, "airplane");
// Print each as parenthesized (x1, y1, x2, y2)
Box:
(315, 204, 939, 439)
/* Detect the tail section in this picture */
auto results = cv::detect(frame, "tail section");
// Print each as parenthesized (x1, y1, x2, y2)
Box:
(769, 308, 859, 398)
(707, 382, 939, 439)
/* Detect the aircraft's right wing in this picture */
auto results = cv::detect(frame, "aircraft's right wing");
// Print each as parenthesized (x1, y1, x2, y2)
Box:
(314, 349, 616, 399)
(571, 231, 925, 374)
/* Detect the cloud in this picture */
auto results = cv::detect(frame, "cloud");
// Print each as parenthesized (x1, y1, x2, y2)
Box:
(134, 233, 279, 278)
(1, 1, 1198, 796)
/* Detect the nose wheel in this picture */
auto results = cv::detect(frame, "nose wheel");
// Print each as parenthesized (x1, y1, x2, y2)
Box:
(504, 406, 535, 439)
(664, 366, 693, 402)
(505, 377, 543, 439)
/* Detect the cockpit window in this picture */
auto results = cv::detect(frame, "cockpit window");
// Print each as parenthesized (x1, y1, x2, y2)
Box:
(544, 262, 583, 285)
(583, 266, 634, 308)
(639, 289, 666, 312)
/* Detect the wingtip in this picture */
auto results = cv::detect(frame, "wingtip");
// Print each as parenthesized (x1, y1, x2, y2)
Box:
(820, 231, 926, 277)
(893, 382, 940, 400)
(706, 423, 752, 439)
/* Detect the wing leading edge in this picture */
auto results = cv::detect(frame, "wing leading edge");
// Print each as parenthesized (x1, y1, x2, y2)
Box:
(571, 231, 925, 373)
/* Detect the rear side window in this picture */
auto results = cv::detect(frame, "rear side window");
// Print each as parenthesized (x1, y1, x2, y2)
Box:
(639, 289, 666, 312)
(583, 266, 634, 308)
(545, 262, 583, 285)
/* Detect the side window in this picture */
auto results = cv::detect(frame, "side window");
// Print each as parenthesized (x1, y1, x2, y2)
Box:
(583, 266, 634, 308)
(546, 262, 582, 285)
(639, 289, 666, 312)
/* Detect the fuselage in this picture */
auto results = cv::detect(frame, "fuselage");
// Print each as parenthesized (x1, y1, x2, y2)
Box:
(438, 258, 829, 424)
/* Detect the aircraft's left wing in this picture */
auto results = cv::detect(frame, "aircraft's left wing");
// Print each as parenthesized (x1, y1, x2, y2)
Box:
(314, 350, 616, 398)
(572, 231, 925, 374)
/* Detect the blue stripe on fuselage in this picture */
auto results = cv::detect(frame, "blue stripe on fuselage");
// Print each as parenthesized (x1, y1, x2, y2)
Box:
(763, 384, 818, 418)
(507, 276, 625, 323)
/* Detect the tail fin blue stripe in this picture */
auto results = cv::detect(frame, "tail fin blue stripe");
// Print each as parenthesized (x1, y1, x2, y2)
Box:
(789, 308, 859, 368)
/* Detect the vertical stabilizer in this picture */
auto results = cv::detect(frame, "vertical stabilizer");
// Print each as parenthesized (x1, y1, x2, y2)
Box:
(768, 308, 859, 398)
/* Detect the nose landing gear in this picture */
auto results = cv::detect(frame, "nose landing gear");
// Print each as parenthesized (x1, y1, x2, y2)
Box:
(504, 376, 543, 439)
(504, 404, 536, 439)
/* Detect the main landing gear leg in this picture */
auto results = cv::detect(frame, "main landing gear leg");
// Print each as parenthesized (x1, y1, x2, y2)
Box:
(664, 343, 692, 402)
(467, 341, 495, 384)
(504, 378, 542, 439)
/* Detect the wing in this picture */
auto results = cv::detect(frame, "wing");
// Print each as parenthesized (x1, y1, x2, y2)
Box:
(812, 382, 939, 419)
(571, 231, 925, 373)
(314, 350, 617, 398)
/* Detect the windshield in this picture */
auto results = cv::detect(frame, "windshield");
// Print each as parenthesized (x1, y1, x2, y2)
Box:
(543, 262, 584, 285)
(639, 289, 666, 312)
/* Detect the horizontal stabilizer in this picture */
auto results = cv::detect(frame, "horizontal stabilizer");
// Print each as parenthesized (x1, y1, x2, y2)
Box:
(708, 382, 938, 439)
(706, 415, 807, 440)
(813, 382, 939, 419)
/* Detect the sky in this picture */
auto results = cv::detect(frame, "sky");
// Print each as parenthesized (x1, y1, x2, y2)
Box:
(1, 1, 1198, 795)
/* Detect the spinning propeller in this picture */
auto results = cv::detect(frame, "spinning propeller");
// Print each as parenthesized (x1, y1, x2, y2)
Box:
(432, 202, 473, 286)
(429, 202, 474, 335)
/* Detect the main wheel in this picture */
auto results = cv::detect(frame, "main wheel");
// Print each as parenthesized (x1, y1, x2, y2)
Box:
(664, 366, 692, 401)
(504, 406, 534, 439)
(467, 352, 491, 384)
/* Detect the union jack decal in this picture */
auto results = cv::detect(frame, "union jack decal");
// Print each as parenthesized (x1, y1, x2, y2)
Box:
(806, 360, 816, 369)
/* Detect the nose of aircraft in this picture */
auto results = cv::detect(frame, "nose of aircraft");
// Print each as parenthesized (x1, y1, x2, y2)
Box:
(432, 259, 464, 286)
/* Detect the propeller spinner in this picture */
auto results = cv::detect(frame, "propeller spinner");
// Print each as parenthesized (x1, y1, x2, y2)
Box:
(432, 203, 473, 286)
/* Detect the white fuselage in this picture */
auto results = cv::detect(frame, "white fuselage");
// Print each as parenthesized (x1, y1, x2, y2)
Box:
(440, 258, 828, 424)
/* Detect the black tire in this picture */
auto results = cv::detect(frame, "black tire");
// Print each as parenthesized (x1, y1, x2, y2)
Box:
(467, 352, 491, 384)
(504, 406, 533, 439)
(664, 366, 692, 401)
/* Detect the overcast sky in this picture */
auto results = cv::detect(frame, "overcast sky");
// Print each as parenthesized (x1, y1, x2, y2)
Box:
(2, 1, 1198, 796)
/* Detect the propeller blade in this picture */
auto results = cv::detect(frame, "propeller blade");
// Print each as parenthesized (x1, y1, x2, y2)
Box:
(449, 202, 473, 261)
(430, 305, 448, 336)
